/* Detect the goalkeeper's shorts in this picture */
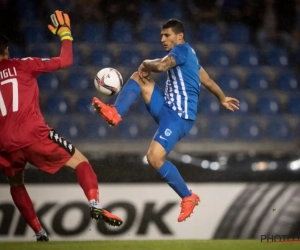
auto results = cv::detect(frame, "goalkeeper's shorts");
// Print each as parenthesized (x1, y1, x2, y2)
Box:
(0, 129, 75, 177)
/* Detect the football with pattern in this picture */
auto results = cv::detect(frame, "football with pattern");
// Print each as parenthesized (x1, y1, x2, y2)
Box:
(94, 68, 123, 96)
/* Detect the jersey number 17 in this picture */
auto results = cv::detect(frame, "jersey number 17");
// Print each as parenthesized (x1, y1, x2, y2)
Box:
(0, 78, 19, 116)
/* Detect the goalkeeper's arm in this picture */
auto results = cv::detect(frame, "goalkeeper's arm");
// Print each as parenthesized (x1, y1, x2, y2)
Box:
(48, 10, 73, 68)
(19, 10, 73, 74)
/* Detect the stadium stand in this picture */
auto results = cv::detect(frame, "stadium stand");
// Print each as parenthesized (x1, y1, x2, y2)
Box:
(11, 0, 300, 147)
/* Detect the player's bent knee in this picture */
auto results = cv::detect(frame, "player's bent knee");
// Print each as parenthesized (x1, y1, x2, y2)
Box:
(65, 148, 89, 170)
(130, 72, 140, 82)
(146, 151, 164, 170)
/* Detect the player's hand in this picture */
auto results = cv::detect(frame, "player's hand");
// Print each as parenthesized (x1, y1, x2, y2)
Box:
(220, 97, 240, 112)
(48, 10, 73, 41)
(138, 62, 151, 78)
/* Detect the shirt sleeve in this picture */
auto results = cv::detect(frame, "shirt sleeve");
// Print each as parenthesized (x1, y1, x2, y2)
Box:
(18, 40, 73, 77)
(168, 44, 188, 66)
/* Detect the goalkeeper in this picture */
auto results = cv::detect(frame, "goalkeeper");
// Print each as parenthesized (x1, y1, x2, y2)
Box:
(0, 10, 122, 242)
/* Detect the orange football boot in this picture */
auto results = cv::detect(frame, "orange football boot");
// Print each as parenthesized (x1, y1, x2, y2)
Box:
(92, 97, 122, 126)
(177, 191, 200, 222)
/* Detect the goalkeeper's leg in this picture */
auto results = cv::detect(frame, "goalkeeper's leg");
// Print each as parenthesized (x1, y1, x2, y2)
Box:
(65, 149, 123, 227)
(7, 171, 49, 241)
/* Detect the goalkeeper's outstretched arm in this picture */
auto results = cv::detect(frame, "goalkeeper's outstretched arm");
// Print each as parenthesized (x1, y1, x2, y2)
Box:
(19, 10, 73, 74)
(48, 10, 73, 69)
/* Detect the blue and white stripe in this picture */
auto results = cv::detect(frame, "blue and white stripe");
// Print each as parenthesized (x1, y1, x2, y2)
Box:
(164, 67, 189, 119)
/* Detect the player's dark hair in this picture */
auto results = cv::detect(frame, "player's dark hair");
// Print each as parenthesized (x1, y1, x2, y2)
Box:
(0, 34, 9, 56)
(161, 19, 185, 35)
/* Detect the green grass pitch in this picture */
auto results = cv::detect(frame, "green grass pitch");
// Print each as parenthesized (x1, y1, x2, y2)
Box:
(0, 240, 299, 250)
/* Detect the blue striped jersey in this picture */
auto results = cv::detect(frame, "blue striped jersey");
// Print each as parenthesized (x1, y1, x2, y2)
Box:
(164, 43, 201, 120)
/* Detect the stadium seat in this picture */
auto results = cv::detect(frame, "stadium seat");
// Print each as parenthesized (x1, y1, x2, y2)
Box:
(237, 48, 260, 67)
(161, 2, 183, 20)
(277, 71, 299, 92)
(116, 118, 143, 140)
(148, 49, 166, 60)
(266, 47, 289, 67)
(76, 96, 95, 115)
(184, 123, 202, 141)
(295, 48, 300, 66)
(17, 1, 37, 20)
(85, 120, 111, 140)
(111, 21, 134, 43)
(207, 119, 232, 141)
(46, 0, 71, 12)
(119, 49, 142, 68)
(83, 23, 106, 44)
(68, 70, 92, 91)
(56, 120, 84, 140)
(30, 46, 51, 58)
(23, 24, 47, 44)
(142, 117, 159, 137)
(37, 73, 61, 92)
(217, 72, 241, 91)
(198, 95, 221, 115)
(46, 96, 71, 114)
(130, 98, 149, 116)
(266, 119, 292, 141)
(237, 118, 263, 141)
(73, 46, 84, 66)
(9, 44, 25, 58)
(184, 24, 195, 43)
(198, 24, 221, 44)
(228, 23, 250, 44)
(138, 2, 155, 21)
(256, 95, 280, 115)
(246, 72, 270, 91)
(287, 95, 300, 114)
(208, 49, 231, 67)
(90, 49, 114, 68)
(140, 25, 161, 44)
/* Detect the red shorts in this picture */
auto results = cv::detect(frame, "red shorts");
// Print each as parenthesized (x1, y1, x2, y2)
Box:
(0, 129, 75, 177)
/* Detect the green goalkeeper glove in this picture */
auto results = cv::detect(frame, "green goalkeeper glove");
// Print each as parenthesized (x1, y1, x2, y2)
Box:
(48, 10, 73, 41)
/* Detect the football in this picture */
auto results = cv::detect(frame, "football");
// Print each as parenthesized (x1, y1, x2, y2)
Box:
(94, 68, 123, 96)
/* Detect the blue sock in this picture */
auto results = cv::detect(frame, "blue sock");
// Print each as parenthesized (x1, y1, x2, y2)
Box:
(158, 160, 192, 198)
(114, 78, 141, 116)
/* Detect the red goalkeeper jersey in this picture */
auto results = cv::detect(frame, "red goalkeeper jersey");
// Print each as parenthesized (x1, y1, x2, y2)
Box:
(0, 40, 72, 152)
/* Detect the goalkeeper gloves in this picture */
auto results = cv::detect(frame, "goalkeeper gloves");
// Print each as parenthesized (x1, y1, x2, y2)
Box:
(48, 10, 73, 41)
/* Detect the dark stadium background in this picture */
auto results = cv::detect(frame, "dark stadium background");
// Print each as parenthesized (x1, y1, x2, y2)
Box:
(0, 0, 299, 184)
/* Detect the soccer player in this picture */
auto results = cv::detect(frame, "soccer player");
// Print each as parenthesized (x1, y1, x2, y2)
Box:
(92, 19, 240, 222)
(0, 10, 122, 241)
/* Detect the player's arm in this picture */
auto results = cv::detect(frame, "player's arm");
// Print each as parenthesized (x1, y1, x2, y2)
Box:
(20, 11, 73, 75)
(142, 56, 177, 72)
(139, 45, 187, 78)
(200, 67, 240, 111)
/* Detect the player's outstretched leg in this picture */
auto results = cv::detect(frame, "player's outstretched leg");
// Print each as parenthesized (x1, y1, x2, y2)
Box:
(65, 149, 123, 227)
(7, 171, 49, 242)
(93, 76, 142, 126)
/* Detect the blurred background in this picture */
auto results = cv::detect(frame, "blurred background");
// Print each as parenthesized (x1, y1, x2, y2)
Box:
(1, 0, 300, 181)
(1, 0, 300, 242)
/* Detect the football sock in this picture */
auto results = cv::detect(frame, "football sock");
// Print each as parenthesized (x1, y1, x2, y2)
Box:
(114, 78, 141, 116)
(10, 185, 43, 233)
(75, 162, 101, 208)
(157, 161, 192, 198)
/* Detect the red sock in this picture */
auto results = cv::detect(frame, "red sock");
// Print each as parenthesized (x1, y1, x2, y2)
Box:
(10, 185, 43, 233)
(75, 162, 99, 202)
